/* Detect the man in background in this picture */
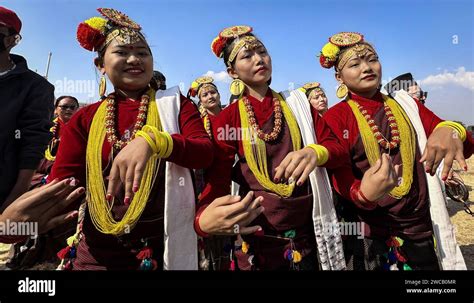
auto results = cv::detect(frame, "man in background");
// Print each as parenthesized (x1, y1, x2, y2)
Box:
(0, 6, 55, 209)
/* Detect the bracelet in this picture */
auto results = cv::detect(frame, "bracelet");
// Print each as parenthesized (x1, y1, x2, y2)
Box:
(350, 181, 377, 210)
(434, 121, 467, 142)
(194, 207, 209, 238)
(357, 188, 374, 204)
(162, 132, 173, 158)
(135, 130, 159, 153)
(349, 182, 360, 203)
(306, 144, 329, 166)
(140, 125, 174, 158)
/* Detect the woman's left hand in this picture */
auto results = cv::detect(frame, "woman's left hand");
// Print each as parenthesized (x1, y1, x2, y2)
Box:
(106, 136, 153, 205)
(420, 126, 467, 180)
(274, 147, 317, 186)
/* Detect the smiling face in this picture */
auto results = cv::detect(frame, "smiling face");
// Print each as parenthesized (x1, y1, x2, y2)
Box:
(199, 85, 221, 112)
(97, 38, 153, 94)
(335, 46, 382, 98)
(226, 38, 272, 88)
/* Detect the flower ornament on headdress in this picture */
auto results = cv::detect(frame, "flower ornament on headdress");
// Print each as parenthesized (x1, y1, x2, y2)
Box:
(77, 8, 144, 52)
(211, 25, 257, 65)
(77, 17, 108, 51)
(188, 76, 216, 98)
(318, 32, 365, 69)
(211, 36, 227, 59)
(298, 82, 321, 95)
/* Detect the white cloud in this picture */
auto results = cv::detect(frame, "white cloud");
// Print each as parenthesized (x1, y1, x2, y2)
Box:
(204, 70, 232, 83)
(420, 67, 474, 91)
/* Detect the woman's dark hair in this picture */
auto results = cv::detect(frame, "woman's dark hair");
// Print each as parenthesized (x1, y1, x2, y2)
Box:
(55, 96, 79, 108)
(152, 70, 167, 90)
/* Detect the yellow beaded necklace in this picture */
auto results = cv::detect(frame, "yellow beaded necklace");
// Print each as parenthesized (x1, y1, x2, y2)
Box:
(348, 95, 415, 199)
(86, 88, 161, 235)
(238, 90, 301, 198)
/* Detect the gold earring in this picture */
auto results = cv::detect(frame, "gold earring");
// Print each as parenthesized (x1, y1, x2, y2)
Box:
(230, 79, 245, 97)
(99, 74, 107, 99)
(336, 83, 348, 99)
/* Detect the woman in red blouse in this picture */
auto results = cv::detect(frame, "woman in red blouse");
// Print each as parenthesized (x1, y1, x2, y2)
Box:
(187, 76, 222, 139)
(320, 32, 473, 270)
(188, 76, 233, 270)
(46, 8, 213, 270)
(194, 26, 382, 270)
(31, 96, 80, 188)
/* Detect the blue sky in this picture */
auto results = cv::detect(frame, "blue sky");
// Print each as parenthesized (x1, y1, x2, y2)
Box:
(4, 0, 474, 124)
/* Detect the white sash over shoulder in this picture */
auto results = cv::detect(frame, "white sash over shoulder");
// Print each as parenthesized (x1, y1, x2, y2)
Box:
(393, 89, 466, 270)
(282, 89, 346, 270)
(155, 86, 198, 270)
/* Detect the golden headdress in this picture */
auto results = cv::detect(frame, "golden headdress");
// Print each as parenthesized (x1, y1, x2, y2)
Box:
(318, 32, 376, 70)
(187, 76, 217, 98)
(211, 25, 262, 66)
(298, 82, 323, 97)
(77, 8, 145, 52)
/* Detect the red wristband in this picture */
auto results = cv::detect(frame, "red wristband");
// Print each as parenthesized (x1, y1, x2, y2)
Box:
(350, 181, 377, 210)
(350, 181, 362, 202)
(357, 188, 374, 204)
(194, 207, 209, 238)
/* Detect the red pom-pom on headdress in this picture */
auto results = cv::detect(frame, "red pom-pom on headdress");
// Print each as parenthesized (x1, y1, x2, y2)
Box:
(211, 26, 253, 59)
(77, 8, 142, 53)
(319, 54, 335, 69)
(187, 87, 197, 98)
(211, 36, 227, 58)
(77, 22, 106, 52)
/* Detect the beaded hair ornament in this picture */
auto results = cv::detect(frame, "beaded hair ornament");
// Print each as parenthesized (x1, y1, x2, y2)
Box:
(298, 82, 323, 97)
(319, 32, 376, 70)
(211, 25, 262, 66)
(188, 76, 217, 98)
